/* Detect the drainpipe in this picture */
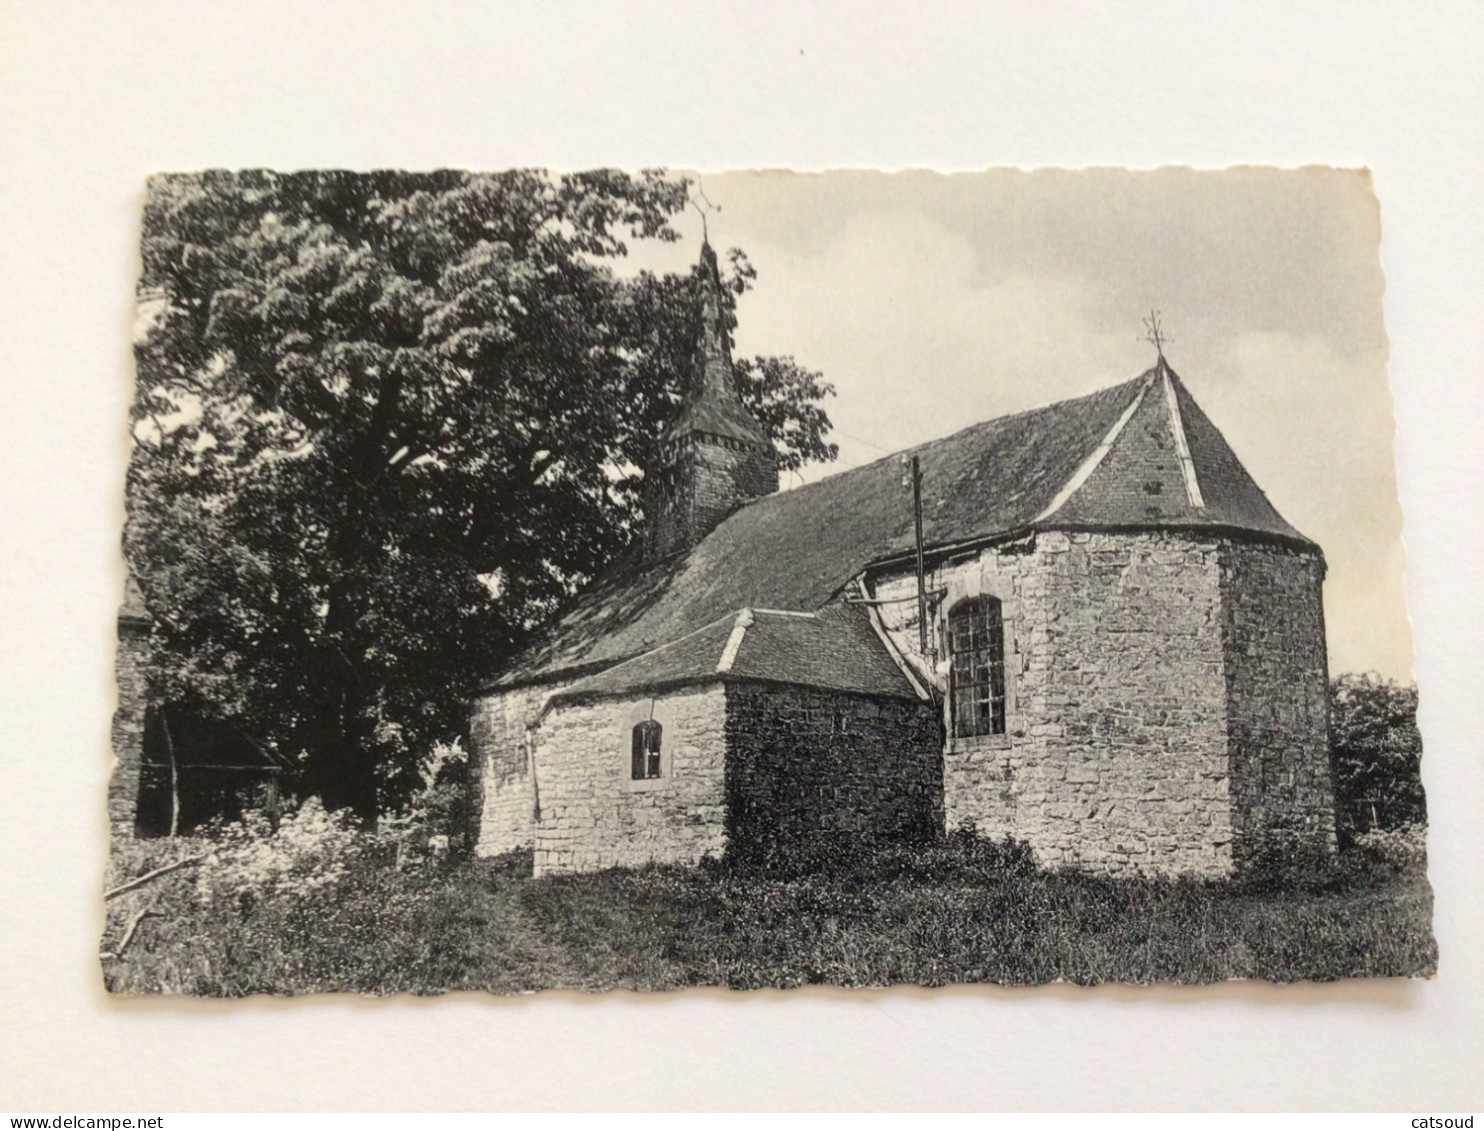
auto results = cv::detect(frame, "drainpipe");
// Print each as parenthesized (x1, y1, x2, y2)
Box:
(525, 725, 542, 823)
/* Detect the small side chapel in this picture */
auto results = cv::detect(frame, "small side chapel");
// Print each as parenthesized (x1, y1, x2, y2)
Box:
(468, 243, 1337, 878)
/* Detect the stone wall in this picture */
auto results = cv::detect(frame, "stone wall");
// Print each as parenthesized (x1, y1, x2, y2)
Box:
(478, 533, 1334, 879)
(530, 686, 728, 875)
(469, 682, 553, 857)
(109, 618, 149, 835)
(646, 433, 777, 559)
(1218, 541, 1336, 863)
(872, 529, 1237, 877)
(1013, 531, 1234, 876)
(723, 682, 942, 861)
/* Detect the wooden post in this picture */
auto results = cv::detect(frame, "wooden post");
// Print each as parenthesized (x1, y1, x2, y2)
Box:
(265, 772, 282, 830)
(912, 455, 928, 658)
(160, 709, 180, 838)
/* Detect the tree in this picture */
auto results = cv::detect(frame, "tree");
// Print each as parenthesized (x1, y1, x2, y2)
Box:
(1329, 673, 1426, 841)
(128, 169, 836, 818)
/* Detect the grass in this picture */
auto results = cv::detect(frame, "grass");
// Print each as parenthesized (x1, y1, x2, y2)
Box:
(101, 832, 1438, 996)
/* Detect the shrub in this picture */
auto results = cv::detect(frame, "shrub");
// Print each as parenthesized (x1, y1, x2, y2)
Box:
(194, 797, 367, 907)
(1351, 822, 1428, 876)
(1331, 672, 1426, 843)
(378, 740, 476, 864)
(1233, 833, 1345, 894)
(106, 830, 207, 891)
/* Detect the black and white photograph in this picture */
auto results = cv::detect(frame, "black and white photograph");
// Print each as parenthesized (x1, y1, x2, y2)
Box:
(104, 166, 1435, 994)
(6, 1, 1484, 1113)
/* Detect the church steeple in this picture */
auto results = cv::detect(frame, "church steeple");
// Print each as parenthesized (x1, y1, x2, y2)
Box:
(665, 241, 771, 449)
(643, 241, 778, 560)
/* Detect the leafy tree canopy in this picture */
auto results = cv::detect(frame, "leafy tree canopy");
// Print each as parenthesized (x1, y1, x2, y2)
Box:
(1329, 672, 1426, 840)
(128, 168, 836, 817)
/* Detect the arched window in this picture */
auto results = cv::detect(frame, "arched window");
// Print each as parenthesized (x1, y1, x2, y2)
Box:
(631, 719, 663, 780)
(948, 596, 1007, 738)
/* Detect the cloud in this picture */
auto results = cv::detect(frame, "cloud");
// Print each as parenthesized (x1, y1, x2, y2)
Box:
(734, 208, 1134, 468)
(1205, 329, 1409, 678)
(620, 169, 1411, 678)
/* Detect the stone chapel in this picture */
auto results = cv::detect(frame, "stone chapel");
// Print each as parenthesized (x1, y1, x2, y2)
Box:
(468, 242, 1337, 879)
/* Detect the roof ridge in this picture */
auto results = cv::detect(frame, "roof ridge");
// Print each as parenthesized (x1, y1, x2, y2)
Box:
(718, 607, 824, 675)
(1165, 369, 1309, 544)
(896, 368, 1156, 453)
(1032, 371, 1157, 523)
(719, 370, 1157, 518)
(582, 606, 745, 679)
(1160, 364, 1205, 509)
(715, 608, 752, 673)
(491, 361, 1314, 692)
(854, 576, 931, 701)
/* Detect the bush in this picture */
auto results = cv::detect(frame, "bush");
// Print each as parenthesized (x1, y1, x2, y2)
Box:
(1331, 672, 1426, 843)
(1351, 822, 1428, 876)
(378, 740, 475, 864)
(106, 831, 207, 892)
(1233, 836, 1346, 894)
(194, 797, 369, 907)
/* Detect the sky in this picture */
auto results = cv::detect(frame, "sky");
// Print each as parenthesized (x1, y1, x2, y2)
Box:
(624, 168, 1410, 681)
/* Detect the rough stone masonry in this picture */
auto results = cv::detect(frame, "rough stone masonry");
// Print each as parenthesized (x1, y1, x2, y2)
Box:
(870, 528, 1335, 876)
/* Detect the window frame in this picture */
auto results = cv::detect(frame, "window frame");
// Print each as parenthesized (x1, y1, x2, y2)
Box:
(630, 718, 664, 781)
(621, 699, 677, 793)
(947, 594, 1009, 744)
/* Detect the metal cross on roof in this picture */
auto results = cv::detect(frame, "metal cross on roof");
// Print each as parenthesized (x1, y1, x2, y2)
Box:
(1140, 310, 1172, 360)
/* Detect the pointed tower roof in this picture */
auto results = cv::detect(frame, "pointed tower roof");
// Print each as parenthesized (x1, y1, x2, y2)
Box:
(1038, 358, 1304, 541)
(663, 241, 771, 448)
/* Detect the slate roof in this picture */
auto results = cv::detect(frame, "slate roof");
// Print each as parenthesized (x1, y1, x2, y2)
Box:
(549, 604, 920, 705)
(663, 241, 770, 449)
(668, 384, 772, 448)
(492, 361, 1314, 691)
(1049, 363, 1306, 540)
(1172, 376, 1305, 536)
(552, 613, 739, 702)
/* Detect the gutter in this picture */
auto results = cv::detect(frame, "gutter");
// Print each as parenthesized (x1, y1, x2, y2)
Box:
(865, 520, 1322, 577)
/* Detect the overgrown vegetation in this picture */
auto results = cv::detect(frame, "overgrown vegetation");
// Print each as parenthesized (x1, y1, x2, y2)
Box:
(1330, 673, 1426, 844)
(129, 169, 838, 817)
(103, 823, 1435, 996)
(103, 672, 1433, 994)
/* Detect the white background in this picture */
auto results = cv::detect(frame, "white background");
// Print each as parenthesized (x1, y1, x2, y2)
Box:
(1, 0, 1480, 1112)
